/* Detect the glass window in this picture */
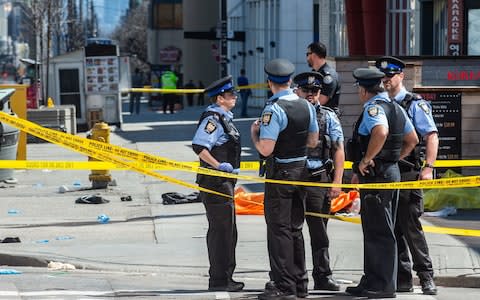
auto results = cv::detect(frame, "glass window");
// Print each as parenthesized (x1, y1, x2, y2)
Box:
(468, 9, 480, 55)
(151, 3, 182, 29)
(386, 0, 417, 55)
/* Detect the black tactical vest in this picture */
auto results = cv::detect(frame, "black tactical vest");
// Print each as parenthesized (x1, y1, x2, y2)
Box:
(400, 93, 425, 168)
(357, 100, 406, 162)
(273, 98, 310, 159)
(307, 105, 332, 160)
(196, 111, 241, 169)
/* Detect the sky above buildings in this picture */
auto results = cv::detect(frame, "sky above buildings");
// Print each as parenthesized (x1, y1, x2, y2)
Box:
(93, 0, 129, 36)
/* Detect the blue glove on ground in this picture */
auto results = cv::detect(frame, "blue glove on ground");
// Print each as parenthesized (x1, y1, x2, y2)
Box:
(218, 162, 234, 173)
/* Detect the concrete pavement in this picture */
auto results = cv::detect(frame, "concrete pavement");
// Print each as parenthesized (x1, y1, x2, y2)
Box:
(0, 100, 479, 299)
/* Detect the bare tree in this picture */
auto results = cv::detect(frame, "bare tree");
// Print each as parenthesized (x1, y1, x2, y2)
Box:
(66, 0, 85, 52)
(110, 2, 148, 70)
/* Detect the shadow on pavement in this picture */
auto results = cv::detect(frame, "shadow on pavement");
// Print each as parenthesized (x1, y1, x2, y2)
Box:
(424, 209, 480, 254)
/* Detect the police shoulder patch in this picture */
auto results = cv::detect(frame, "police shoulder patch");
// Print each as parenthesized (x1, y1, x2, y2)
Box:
(261, 111, 273, 126)
(204, 119, 217, 134)
(323, 75, 333, 84)
(418, 101, 430, 114)
(367, 105, 379, 117)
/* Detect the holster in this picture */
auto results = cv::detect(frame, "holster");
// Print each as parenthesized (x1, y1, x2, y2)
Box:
(346, 138, 363, 163)
(352, 161, 376, 178)
(259, 155, 273, 177)
(309, 158, 333, 178)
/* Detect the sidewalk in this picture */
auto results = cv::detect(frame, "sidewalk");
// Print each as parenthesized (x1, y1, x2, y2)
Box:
(0, 100, 479, 295)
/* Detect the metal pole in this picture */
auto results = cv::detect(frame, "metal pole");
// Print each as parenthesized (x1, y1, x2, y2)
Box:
(220, 0, 227, 77)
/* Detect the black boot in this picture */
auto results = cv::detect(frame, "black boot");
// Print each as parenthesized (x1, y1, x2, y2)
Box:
(345, 276, 367, 296)
(208, 279, 244, 292)
(314, 276, 340, 291)
(419, 273, 437, 295)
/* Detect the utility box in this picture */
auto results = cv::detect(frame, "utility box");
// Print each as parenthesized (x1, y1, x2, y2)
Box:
(0, 88, 20, 181)
(26, 105, 76, 143)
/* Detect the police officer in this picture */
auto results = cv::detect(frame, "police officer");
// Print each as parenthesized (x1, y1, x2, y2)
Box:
(293, 71, 344, 292)
(306, 42, 341, 114)
(376, 56, 439, 295)
(345, 68, 418, 299)
(251, 59, 318, 300)
(192, 75, 244, 292)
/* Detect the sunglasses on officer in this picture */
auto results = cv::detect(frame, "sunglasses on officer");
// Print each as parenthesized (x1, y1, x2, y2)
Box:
(221, 90, 239, 98)
(300, 87, 320, 94)
(384, 72, 400, 78)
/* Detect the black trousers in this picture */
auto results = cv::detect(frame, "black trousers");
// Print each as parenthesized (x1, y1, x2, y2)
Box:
(163, 93, 176, 113)
(264, 160, 308, 295)
(360, 162, 400, 293)
(304, 174, 331, 283)
(129, 93, 141, 114)
(199, 179, 238, 287)
(395, 171, 434, 285)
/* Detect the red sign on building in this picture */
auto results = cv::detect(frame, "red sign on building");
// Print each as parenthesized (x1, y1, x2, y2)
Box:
(447, 0, 464, 56)
(159, 46, 182, 63)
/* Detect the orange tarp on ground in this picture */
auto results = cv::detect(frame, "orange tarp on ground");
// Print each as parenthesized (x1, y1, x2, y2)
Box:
(234, 187, 360, 215)
(234, 187, 264, 215)
(330, 190, 359, 213)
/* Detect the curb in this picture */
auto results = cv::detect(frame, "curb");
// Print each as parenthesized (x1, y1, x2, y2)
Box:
(2, 252, 479, 289)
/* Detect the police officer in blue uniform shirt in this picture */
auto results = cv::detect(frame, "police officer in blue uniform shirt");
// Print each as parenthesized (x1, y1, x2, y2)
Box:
(345, 68, 418, 299)
(192, 75, 244, 292)
(293, 71, 344, 292)
(376, 56, 439, 295)
(306, 42, 341, 115)
(251, 59, 319, 300)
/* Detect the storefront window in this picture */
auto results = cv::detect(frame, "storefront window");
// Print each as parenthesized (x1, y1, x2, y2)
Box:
(150, 1, 182, 29)
(433, 0, 448, 55)
(386, 0, 417, 55)
(468, 9, 480, 55)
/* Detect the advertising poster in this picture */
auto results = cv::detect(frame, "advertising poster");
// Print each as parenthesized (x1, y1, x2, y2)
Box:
(85, 56, 119, 94)
(418, 91, 462, 174)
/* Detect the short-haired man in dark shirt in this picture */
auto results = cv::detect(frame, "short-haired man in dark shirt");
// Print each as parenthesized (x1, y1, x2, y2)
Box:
(306, 42, 341, 116)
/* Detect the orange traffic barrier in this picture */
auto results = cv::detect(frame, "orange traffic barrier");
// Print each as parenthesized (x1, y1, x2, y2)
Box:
(234, 187, 265, 215)
(330, 190, 359, 213)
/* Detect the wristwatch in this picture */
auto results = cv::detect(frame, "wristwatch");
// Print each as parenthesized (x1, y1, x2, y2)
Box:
(423, 163, 435, 169)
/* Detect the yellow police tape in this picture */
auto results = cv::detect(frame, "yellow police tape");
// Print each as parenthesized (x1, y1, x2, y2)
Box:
(126, 83, 268, 95)
(2, 111, 480, 192)
(1, 159, 480, 171)
(2, 112, 480, 237)
(0, 112, 231, 198)
(306, 212, 480, 237)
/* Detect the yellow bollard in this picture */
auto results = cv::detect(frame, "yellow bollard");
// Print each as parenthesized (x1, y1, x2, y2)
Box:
(87, 122, 112, 189)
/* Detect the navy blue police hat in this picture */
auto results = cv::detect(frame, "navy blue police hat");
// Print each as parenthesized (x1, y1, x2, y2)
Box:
(264, 58, 295, 84)
(352, 68, 385, 87)
(293, 71, 322, 88)
(204, 75, 234, 97)
(375, 56, 406, 76)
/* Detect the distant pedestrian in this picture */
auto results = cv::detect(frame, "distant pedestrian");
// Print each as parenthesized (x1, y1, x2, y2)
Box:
(192, 75, 244, 292)
(130, 68, 143, 114)
(237, 69, 251, 117)
(184, 79, 196, 106)
(161, 69, 178, 114)
(197, 81, 205, 106)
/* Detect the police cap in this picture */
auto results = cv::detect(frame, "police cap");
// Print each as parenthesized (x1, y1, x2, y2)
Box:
(264, 58, 295, 84)
(352, 68, 385, 87)
(375, 56, 406, 76)
(204, 75, 234, 97)
(293, 71, 322, 88)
